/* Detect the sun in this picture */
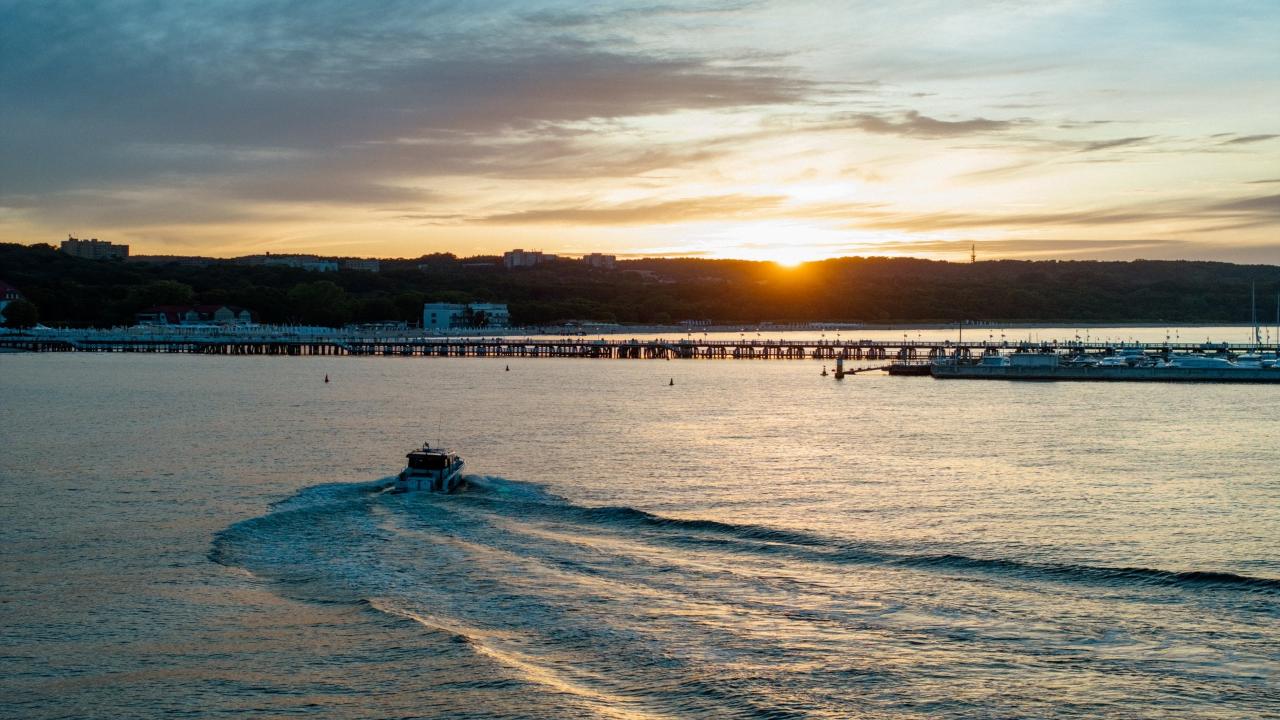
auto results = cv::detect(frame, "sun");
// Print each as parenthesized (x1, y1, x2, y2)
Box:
(773, 252, 809, 268)
(707, 221, 845, 266)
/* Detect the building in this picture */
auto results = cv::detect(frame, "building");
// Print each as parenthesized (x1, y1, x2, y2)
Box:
(340, 258, 381, 272)
(135, 305, 256, 326)
(0, 280, 24, 324)
(502, 249, 557, 269)
(236, 254, 339, 272)
(470, 303, 511, 328)
(126, 255, 215, 267)
(582, 253, 617, 270)
(422, 302, 510, 330)
(61, 236, 129, 260)
(422, 303, 463, 330)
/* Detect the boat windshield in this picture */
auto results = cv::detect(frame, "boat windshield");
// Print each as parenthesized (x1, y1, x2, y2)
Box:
(408, 453, 450, 470)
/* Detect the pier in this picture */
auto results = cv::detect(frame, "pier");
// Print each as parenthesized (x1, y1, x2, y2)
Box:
(1, 331, 1274, 361)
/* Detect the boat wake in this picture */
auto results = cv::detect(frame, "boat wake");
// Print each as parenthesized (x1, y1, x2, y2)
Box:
(209, 475, 1280, 718)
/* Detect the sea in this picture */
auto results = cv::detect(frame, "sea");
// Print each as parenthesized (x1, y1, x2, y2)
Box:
(2, 328, 1278, 719)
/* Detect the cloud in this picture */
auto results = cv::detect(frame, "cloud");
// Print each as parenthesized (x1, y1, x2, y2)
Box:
(1221, 134, 1279, 145)
(846, 191, 1280, 234)
(1207, 193, 1280, 214)
(0, 1, 814, 199)
(862, 238, 1190, 258)
(474, 194, 786, 225)
(1077, 136, 1152, 152)
(840, 110, 1022, 137)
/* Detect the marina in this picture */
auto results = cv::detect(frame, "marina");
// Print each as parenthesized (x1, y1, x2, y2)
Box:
(931, 353, 1280, 383)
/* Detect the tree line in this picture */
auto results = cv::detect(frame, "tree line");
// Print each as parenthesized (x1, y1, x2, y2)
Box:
(1, 242, 1277, 328)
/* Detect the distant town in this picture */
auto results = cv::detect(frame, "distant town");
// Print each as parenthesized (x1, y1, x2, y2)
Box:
(1, 238, 1278, 331)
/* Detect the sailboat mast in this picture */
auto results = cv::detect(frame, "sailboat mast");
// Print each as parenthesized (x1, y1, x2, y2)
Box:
(1251, 282, 1259, 346)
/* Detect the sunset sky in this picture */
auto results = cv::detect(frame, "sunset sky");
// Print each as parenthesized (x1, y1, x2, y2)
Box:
(2, 1, 1278, 263)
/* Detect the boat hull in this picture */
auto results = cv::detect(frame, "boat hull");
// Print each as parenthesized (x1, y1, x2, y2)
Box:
(393, 462, 466, 493)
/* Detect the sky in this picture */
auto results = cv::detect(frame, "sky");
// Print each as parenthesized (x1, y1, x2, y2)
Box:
(1, 0, 1278, 264)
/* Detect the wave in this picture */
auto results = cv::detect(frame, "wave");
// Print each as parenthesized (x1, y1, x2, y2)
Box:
(210, 475, 1280, 604)
(467, 482, 1280, 597)
(360, 598, 690, 720)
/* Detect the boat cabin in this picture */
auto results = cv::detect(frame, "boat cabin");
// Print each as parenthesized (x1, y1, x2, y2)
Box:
(406, 445, 459, 470)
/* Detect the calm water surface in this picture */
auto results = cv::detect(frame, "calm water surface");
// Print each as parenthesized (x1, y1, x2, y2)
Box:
(1, 350, 1277, 718)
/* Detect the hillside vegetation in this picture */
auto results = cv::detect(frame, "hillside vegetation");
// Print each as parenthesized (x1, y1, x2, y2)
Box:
(1, 243, 1277, 327)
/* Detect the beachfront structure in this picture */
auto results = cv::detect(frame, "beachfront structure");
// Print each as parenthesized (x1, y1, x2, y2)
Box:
(61, 236, 129, 260)
(423, 302, 510, 329)
(136, 305, 256, 326)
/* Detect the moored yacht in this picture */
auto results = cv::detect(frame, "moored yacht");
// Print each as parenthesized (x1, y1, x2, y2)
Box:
(394, 443, 465, 493)
(1164, 354, 1237, 369)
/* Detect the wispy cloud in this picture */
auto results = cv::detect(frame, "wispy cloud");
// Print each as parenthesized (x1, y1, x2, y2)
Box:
(1077, 136, 1153, 153)
(847, 192, 1280, 233)
(839, 110, 1024, 137)
(475, 195, 787, 225)
(1221, 134, 1278, 146)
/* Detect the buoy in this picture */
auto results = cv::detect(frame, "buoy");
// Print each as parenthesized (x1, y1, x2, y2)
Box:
(669, 378, 674, 386)
(505, 365, 510, 371)
(821, 365, 828, 377)
(324, 374, 329, 383)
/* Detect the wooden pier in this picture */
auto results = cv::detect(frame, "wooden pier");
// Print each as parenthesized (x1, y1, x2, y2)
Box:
(1, 333, 1273, 361)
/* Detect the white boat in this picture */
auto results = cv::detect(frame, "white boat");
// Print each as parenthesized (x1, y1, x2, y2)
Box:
(1234, 352, 1278, 368)
(394, 443, 465, 493)
(1164, 354, 1237, 369)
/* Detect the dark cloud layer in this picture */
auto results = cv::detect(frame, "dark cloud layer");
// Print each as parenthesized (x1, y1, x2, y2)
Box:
(0, 1, 812, 201)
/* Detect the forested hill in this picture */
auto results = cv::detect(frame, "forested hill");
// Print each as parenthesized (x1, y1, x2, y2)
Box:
(1, 242, 1277, 327)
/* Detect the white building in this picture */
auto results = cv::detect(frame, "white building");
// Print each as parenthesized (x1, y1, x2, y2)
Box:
(423, 302, 510, 329)
(423, 303, 464, 330)
(470, 303, 510, 327)
(503, 249, 557, 269)
(0, 280, 23, 323)
(61, 236, 129, 260)
(582, 253, 617, 270)
(340, 258, 381, 272)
